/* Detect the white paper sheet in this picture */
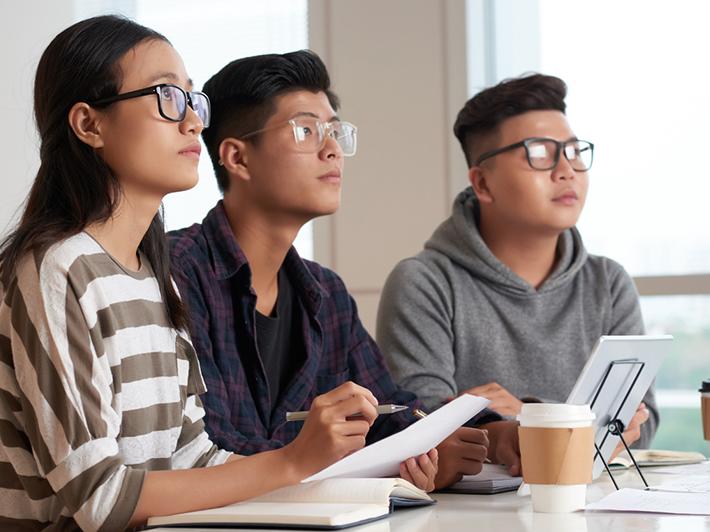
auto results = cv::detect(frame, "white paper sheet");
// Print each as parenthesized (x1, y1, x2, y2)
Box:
(304, 394, 490, 482)
(650, 460, 710, 476)
(649, 475, 710, 493)
(586, 488, 710, 515)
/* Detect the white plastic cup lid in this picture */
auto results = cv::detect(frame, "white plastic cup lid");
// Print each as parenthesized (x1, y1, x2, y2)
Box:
(517, 403, 595, 425)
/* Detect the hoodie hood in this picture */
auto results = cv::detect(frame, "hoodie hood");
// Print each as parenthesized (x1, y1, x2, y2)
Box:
(424, 187, 588, 295)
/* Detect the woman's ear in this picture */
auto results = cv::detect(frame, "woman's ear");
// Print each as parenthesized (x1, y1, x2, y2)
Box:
(469, 165, 494, 204)
(68, 102, 105, 148)
(219, 138, 251, 183)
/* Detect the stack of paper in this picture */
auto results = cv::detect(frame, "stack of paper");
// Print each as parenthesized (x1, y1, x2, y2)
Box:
(442, 464, 522, 494)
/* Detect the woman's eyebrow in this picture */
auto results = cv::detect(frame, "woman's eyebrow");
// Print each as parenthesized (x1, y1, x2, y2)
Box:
(147, 72, 193, 90)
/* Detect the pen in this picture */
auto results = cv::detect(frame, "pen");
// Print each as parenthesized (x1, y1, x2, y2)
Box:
(286, 403, 408, 422)
(413, 408, 492, 463)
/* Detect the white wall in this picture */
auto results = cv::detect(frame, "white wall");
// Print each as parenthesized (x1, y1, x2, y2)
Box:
(309, 0, 470, 333)
(2, 1, 472, 338)
(1, 1, 74, 235)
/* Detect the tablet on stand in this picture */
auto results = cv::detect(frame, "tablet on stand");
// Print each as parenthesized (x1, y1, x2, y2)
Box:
(566, 335, 673, 487)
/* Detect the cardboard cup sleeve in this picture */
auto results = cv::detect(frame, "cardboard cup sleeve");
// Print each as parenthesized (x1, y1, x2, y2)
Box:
(518, 426, 594, 485)
(702, 396, 710, 441)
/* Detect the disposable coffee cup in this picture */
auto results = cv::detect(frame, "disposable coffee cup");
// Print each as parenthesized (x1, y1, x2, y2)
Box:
(517, 403, 596, 513)
(700, 380, 710, 441)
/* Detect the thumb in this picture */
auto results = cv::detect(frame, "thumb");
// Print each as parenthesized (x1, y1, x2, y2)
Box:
(498, 444, 521, 477)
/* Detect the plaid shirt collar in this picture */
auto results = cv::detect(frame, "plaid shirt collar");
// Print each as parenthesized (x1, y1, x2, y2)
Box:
(202, 201, 327, 316)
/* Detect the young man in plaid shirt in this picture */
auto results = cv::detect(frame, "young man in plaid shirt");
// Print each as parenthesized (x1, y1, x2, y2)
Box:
(168, 51, 521, 488)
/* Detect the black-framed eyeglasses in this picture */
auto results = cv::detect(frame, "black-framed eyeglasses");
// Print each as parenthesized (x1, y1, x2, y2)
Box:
(476, 137, 594, 171)
(240, 117, 358, 157)
(90, 83, 211, 128)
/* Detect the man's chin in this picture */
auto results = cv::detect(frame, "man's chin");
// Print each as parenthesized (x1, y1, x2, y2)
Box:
(308, 200, 341, 219)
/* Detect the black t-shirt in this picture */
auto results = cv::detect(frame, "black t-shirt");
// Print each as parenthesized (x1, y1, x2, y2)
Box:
(254, 269, 303, 410)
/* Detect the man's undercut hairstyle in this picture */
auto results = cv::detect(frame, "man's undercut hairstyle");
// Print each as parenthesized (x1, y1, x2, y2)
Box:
(453, 73, 567, 167)
(202, 49, 340, 192)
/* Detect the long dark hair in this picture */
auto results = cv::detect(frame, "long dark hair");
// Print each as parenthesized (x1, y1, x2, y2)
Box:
(0, 15, 188, 330)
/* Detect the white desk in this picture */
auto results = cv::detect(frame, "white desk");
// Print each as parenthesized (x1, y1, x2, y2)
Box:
(148, 468, 710, 532)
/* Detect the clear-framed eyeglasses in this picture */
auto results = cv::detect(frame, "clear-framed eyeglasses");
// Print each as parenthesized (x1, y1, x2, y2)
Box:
(241, 117, 358, 157)
(476, 137, 594, 171)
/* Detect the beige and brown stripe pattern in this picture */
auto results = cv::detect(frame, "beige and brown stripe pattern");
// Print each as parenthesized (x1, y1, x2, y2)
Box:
(0, 233, 230, 531)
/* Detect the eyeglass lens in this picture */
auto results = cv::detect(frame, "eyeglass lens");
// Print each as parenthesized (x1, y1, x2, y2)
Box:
(291, 118, 357, 156)
(157, 85, 210, 127)
(527, 139, 593, 171)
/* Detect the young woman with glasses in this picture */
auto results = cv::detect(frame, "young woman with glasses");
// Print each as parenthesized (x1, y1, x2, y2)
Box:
(0, 16, 386, 530)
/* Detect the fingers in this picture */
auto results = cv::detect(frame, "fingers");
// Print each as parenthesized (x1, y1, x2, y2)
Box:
(341, 395, 378, 426)
(465, 384, 522, 416)
(439, 429, 489, 471)
(497, 442, 521, 476)
(399, 462, 413, 485)
(637, 406, 650, 424)
(403, 457, 430, 490)
(315, 391, 379, 426)
(486, 421, 521, 476)
(418, 452, 438, 485)
(468, 382, 501, 395)
(342, 434, 367, 455)
(456, 427, 489, 447)
(609, 440, 625, 462)
(623, 425, 642, 445)
(488, 402, 521, 416)
(427, 448, 439, 466)
(625, 405, 650, 434)
(400, 452, 438, 491)
(336, 419, 371, 438)
(315, 381, 378, 408)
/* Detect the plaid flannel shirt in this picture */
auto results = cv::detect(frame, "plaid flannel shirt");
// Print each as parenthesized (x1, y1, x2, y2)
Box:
(168, 202, 498, 454)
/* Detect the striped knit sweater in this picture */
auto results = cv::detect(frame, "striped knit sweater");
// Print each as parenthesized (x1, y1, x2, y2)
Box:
(0, 233, 231, 531)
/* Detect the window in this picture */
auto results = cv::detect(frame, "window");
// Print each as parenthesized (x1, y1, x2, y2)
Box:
(467, 0, 710, 452)
(74, 0, 313, 258)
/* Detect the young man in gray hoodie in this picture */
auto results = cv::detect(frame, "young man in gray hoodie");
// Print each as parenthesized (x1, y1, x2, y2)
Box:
(376, 74, 657, 451)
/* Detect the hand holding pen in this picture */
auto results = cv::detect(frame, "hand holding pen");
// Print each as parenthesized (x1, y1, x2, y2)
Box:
(281, 381, 379, 478)
(284, 386, 439, 492)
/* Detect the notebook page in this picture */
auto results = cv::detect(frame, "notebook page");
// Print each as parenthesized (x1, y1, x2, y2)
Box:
(249, 478, 428, 505)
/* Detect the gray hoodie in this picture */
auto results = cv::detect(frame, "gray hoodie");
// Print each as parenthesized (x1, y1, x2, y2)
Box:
(377, 187, 658, 448)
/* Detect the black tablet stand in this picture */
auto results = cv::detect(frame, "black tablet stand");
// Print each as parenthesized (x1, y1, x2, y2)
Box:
(589, 359, 649, 491)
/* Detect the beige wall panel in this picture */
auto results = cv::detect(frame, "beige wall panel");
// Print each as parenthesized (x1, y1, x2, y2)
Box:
(349, 290, 383, 337)
(312, 0, 458, 290)
(310, 0, 469, 329)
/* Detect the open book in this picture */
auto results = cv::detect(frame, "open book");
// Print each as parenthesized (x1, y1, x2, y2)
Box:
(609, 449, 706, 469)
(146, 477, 434, 530)
(440, 463, 522, 494)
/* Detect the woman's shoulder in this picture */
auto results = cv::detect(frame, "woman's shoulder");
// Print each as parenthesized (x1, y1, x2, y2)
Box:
(20, 233, 154, 299)
(37, 232, 100, 267)
(6, 233, 99, 287)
